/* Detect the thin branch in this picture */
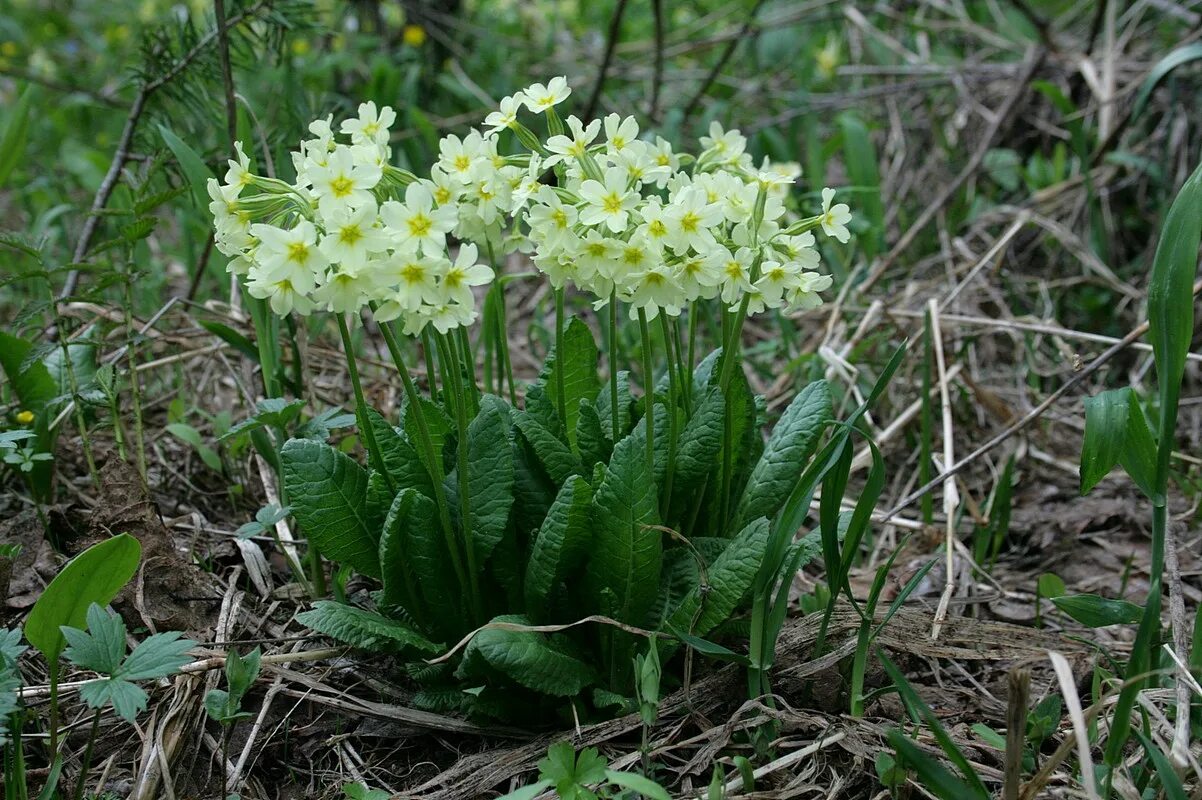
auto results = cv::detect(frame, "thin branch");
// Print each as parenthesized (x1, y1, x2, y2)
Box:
(648, 0, 665, 122)
(214, 0, 240, 151)
(583, 0, 631, 121)
(681, 0, 768, 124)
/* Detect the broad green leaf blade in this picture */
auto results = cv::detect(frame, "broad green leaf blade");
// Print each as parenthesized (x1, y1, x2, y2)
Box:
(465, 614, 596, 696)
(1132, 729, 1188, 800)
(367, 407, 433, 498)
(378, 488, 427, 619)
(513, 410, 582, 485)
(667, 517, 770, 638)
(0, 331, 57, 411)
(280, 438, 380, 578)
(586, 428, 662, 624)
(886, 731, 985, 800)
(159, 124, 215, 210)
(26, 534, 141, 664)
(524, 475, 594, 619)
(405, 492, 465, 637)
(494, 780, 553, 800)
(575, 398, 612, 472)
(1080, 388, 1137, 494)
(467, 395, 515, 564)
(1050, 594, 1143, 627)
(0, 85, 35, 189)
(546, 318, 599, 449)
(1148, 159, 1202, 485)
(734, 381, 831, 528)
(297, 601, 439, 653)
(673, 386, 724, 495)
(220, 398, 305, 442)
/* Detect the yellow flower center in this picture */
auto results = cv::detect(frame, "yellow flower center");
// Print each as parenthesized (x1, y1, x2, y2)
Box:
(552, 209, 568, 229)
(602, 192, 623, 214)
(408, 213, 432, 238)
(401, 263, 426, 284)
(453, 155, 471, 172)
(286, 242, 310, 264)
(680, 211, 700, 232)
(329, 175, 354, 198)
(724, 261, 743, 280)
(15, 410, 34, 425)
(434, 186, 451, 204)
(338, 224, 363, 245)
(648, 220, 667, 237)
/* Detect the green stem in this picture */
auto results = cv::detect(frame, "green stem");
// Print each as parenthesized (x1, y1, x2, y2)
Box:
(73, 708, 102, 800)
(441, 333, 483, 622)
(421, 327, 439, 402)
(336, 314, 394, 495)
(372, 309, 471, 609)
(637, 309, 656, 484)
(486, 239, 518, 405)
(457, 326, 480, 415)
(609, 291, 620, 441)
(658, 314, 679, 518)
(554, 287, 568, 427)
(47, 659, 59, 758)
(849, 620, 872, 717)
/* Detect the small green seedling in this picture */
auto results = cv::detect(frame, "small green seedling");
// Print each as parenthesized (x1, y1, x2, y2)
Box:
(497, 741, 670, 800)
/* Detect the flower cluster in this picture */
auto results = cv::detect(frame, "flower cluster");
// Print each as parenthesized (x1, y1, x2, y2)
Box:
(209, 76, 852, 331)
(209, 102, 494, 334)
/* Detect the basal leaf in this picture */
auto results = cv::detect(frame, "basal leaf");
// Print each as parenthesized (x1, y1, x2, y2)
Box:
(575, 398, 611, 473)
(467, 395, 515, 564)
(280, 438, 380, 578)
(734, 381, 831, 528)
(403, 396, 451, 476)
(513, 410, 582, 486)
(586, 428, 661, 624)
(524, 475, 594, 619)
(673, 387, 725, 495)
(666, 517, 770, 639)
(595, 371, 634, 442)
(297, 600, 439, 653)
(546, 318, 599, 449)
(467, 614, 597, 696)
(367, 407, 433, 497)
(379, 488, 427, 618)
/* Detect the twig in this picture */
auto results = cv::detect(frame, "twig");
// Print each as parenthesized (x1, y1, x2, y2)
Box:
(1164, 517, 1191, 768)
(648, 0, 665, 122)
(861, 46, 1045, 292)
(709, 729, 847, 797)
(582, 0, 631, 121)
(213, 0, 239, 151)
(881, 277, 1202, 524)
(927, 300, 958, 641)
(59, 0, 272, 299)
(681, 0, 768, 124)
(1048, 651, 1101, 800)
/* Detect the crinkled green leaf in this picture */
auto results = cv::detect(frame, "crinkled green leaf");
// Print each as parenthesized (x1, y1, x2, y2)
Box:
(595, 370, 634, 442)
(667, 518, 770, 638)
(379, 488, 426, 617)
(220, 398, 305, 441)
(403, 396, 450, 475)
(674, 387, 725, 495)
(586, 428, 661, 624)
(281, 438, 380, 578)
(524, 475, 594, 618)
(513, 410, 582, 485)
(734, 381, 830, 528)
(545, 318, 599, 449)
(367, 407, 433, 497)
(575, 398, 611, 473)
(297, 600, 439, 653)
(467, 395, 515, 563)
(467, 615, 596, 696)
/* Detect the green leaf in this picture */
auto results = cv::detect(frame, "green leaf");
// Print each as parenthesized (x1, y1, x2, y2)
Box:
(0, 331, 56, 412)
(1132, 729, 1188, 800)
(120, 630, 194, 681)
(297, 601, 439, 653)
(26, 534, 141, 665)
(403, 491, 464, 636)
(545, 318, 599, 449)
(1037, 572, 1066, 600)
(586, 428, 662, 624)
(667, 517, 770, 638)
(61, 604, 126, 674)
(838, 113, 882, 256)
(1148, 159, 1202, 486)
(220, 398, 305, 441)
(199, 321, 260, 363)
(596, 370, 634, 442)
(495, 781, 553, 800)
(604, 770, 671, 800)
(1131, 44, 1202, 122)
(280, 438, 380, 578)
(404, 396, 450, 476)
(524, 475, 594, 618)
(734, 381, 831, 528)
(1050, 594, 1143, 627)
(887, 730, 983, 800)
(0, 85, 35, 189)
(575, 398, 611, 473)
(513, 410, 582, 485)
(673, 387, 725, 494)
(367, 407, 433, 497)
(165, 423, 224, 472)
(1080, 388, 1155, 496)
(79, 676, 148, 723)
(466, 615, 597, 696)
(467, 395, 515, 563)
(379, 488, 427, 617)
(159, 124, 215, 210)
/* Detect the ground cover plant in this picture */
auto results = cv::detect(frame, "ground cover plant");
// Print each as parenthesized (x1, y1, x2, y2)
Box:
(1, 0, 1201, 798)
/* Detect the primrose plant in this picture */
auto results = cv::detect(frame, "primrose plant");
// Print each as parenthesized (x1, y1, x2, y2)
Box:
(210, 77, 852, 719)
